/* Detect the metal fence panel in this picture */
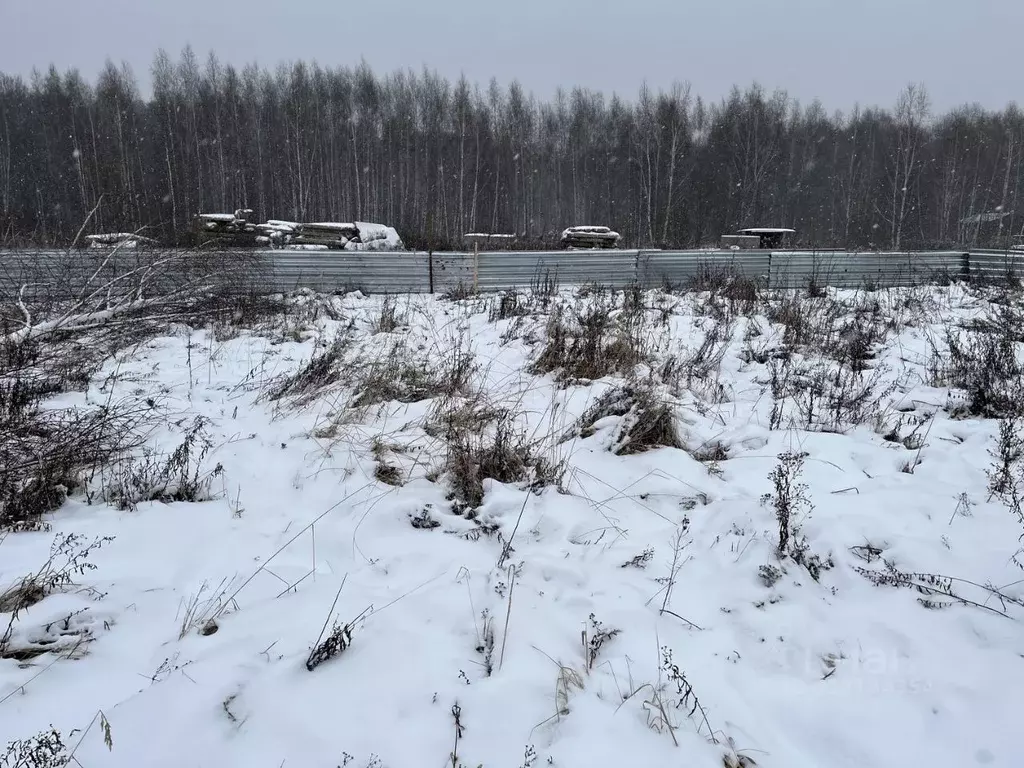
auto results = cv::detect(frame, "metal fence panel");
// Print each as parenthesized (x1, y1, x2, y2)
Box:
(427, 252, 476, 294)
(8, 247, 1024, 300)
(967, 251, 1024, 281)
(639, 250, 771, 287)
(769, 251, 967, 289)
(268, 251, 431, 294)
(476, 250, 640, 290)
(0, 250, 274, 301)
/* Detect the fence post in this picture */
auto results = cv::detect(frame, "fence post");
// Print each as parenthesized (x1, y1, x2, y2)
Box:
(428, 250, 435, 294)
(961, 251, 970, 282)
(473, 242, 479, 292)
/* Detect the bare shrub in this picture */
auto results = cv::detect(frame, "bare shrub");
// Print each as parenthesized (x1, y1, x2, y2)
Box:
(371, 438, 404, 487)
(1, 387, 154, 530)
(305, 581, 366, 672)
(443, 283, 475, 301)
(306, 622, 354, 671)
(410, 507, 441, 530)
(614, 394, 682, 456)
(758, 451, 833, 581)
(373, 294, 405, 334)
(856, 559, 1024, 616)
(986, 418, 1024, 568)
(2, 244, 257, 349)
(761, 343, 897, 433)
(968, 300, 1024, 342)
(531, 298, 648, 382)
(0, 533, 111, 615)
(761, 451, 812, 557)
(206, 293, 291, 341)
(0, 245, 290, 530)
(1, 533, 112, 657)
(488, 290, 531, 323)
(95, 417, 222, 511)
(686, 266, 761, 319)
(350, 341, 476, 411)
(621, 547, 655, 569)
(572, 386, 636, 439)
(425, 396, 503, 444)
(623, 645, 715, 748)
(794, 362, 897, 432)
(1, 726, 69, 768)
(530, 267, 559, 299)
(444, 410, 562, 511)
(942, 327, 1024, 418)
(660, 319, 733, 402)
(764, 292, 844, 353)
(571, 381, 683, 455)
(583, 613, 620, 670)
(834, 298, 892, 371)
(758, 564, 783, 587)
(266, 337, 349, 406)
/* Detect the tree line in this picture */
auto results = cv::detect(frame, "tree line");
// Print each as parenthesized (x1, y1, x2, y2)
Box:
(1, 47, 1022, 250)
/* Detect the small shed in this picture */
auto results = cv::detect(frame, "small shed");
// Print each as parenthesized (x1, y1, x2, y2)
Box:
(736, 228, 795, 249)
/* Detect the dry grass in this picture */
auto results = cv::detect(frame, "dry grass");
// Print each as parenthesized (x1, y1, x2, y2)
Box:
(349, 341, 477, 411)
(444, 409, 563, 511)
(572, 380, 683, 456)
(1, 533, 112, 659)
(266, 337, 350, 407)
(531, 296, 649, 382)
(371, 438, 405, 487)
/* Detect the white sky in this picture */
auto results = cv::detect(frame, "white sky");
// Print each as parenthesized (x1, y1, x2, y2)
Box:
(1, 0, 1020, 113)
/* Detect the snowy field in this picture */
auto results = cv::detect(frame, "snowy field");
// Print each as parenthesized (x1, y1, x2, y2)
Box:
(2, 278, 1024, 768)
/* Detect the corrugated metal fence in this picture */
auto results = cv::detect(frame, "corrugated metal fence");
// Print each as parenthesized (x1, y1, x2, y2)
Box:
(1, 248, 1021, 299)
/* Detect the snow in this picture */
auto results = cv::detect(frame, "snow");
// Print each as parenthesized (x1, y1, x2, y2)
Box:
(560, 226, 622, 245)
(89, 239, 139, 249)
(562, 226, 615, 235)
(305, 222, 357, 232)
(198, 213, 239, 222)
(2, 284, 1024, 767)
(85, 233, 142, 242)
(85, 233, 157, 249)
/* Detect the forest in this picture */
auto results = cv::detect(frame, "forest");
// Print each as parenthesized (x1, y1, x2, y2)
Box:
(0, 47, 1021, 250)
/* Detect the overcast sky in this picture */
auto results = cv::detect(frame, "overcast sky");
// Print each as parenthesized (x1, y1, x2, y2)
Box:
(1, 0, 1020, 114)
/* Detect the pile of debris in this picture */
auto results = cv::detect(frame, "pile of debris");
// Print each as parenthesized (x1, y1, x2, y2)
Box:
(292, 222, 359, 249)
(560, 225, 621, 250)
(83, 232, 158, 249)
(194, 209, 259, 247)
(256, 220, 300, 246)
(290, 222, 404, 251)
(192, 211, 405, 251)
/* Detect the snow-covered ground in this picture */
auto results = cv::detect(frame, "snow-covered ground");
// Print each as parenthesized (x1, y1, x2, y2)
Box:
(2, 282, 1023, 768)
